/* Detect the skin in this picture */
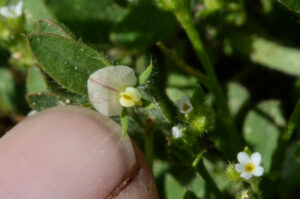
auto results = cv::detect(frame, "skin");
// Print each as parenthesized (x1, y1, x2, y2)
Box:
(0, 106, 159, 199)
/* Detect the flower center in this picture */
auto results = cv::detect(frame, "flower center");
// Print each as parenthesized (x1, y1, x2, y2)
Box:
(244, 163, 255, 173)
(182, 103, 190, 111)
(119, 87, 142, 107)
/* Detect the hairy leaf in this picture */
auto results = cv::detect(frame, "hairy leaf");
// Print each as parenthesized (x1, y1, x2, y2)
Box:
(36, 19, 72, 38)
(26, 66, 49, 93)
(27, 92, 70, 111)
(27, 33, 110, 95)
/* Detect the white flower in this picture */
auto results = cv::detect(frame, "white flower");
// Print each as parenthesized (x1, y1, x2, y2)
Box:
(241, 190, 249, 199)
(87, 65, 142, 116)
(177, 95, 193, 114)
(172, 126, 183, 138)
(0, 1, 23, 18)
(235, 152, 264, 180)
(27, 110, 37, 117)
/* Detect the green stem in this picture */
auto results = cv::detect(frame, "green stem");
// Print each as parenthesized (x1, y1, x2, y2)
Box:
(147, 82, 180, 124)
(131, 109, 154, 168)
(173, 8, 242, 154)
(156, 42, 210, 87)
(271, 99, 300, 171)
(281, 99, 300, 142)
(249, 179, 262, 199)
(194, 158, 224, 198)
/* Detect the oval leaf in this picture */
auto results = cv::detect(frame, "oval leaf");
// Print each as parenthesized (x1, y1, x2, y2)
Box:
(27, 33, 110, 95)
(243, 100, 285, 172)
(27, 92, 71, 111)
(36, 19, 73, 38)
(26, 66, 49, 93)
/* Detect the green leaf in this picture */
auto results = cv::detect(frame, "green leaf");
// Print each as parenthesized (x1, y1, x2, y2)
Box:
(36, 19, 73, 38)
(191, 85, 205, 108)
(27, 92, 71, 111)
(280, 141, 300, 197)
(167, 73, 198, 88)
(0, 68, 15, 113)
(27, 33, 110, 95)
(110, 5, 177, 48)
(165, 174, 185, 199)
(47, 80, 90, 106)
(227, 82, 250, 117)
(243, 100, 285, 172)
(26, 66, 49, 93)
(166, 88, 187, 104)
(234, 34, 300, 76)
(280, 0, 300, 14)
(138, 61, 153, 86)
(121, 108, 129, 137)
(166, 73, 197, 103)
(23, 0, 54, 33)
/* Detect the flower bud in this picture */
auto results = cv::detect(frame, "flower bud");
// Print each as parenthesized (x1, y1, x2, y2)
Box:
(226, 163, 240, 182)
(188, 106, 214, 135)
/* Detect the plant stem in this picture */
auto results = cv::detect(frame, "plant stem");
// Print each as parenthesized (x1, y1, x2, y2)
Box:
(249, 179, 262, 199)
(147, 81, 180, 125)
(271, 99, 300, 171)
(173, 8, 242, 155)
(281, 99, 300, 142)
(194, 158, 224, 198)
(131, 109, 154, 167)
(156, 42, 210, 87)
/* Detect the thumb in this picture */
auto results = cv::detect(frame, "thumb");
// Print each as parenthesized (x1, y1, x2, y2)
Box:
(0, 106, 158, 199)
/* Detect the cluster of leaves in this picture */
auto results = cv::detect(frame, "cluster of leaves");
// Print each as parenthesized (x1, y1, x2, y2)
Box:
(1, 0, 300, 198)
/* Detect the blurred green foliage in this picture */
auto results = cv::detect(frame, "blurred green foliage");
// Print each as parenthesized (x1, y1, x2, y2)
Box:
(1, 0, 300, 198)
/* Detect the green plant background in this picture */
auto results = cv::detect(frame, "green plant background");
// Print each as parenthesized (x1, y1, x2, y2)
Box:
(1, 0, 300, 198)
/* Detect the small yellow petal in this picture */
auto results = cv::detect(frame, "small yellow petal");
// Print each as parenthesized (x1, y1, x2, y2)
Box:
(119, 87, 142, 107)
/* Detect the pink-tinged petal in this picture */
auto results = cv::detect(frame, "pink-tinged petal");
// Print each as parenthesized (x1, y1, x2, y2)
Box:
(237, 152, 250, 164)
(88, 79, 121, 116)
(88, 66, 137, 116)
(251, 152, 262, 165)
(241, 172, 252, 180)
(253, 166, 264, 177)
(235, 163, 244, 173)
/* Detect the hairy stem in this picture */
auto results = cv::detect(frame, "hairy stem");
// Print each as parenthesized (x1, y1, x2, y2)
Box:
(173, 8, 242, 156)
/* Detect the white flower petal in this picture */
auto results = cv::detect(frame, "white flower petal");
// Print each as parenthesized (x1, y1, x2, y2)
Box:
(0, 1, 23, 18)
(27, 110, 37, 117)
(88, 66, 136, 116)
(251, 152, 262, 165)
(0, 7, 13, 17)
(237, 152, 250, 164)
(235, 163, 244, 173)
(172, 126, 183, 138)
(240, 172, 252, 180)
(253, 166, 264, 177)
(15, 1, 23, 16)
(177, 95, 193, 114)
